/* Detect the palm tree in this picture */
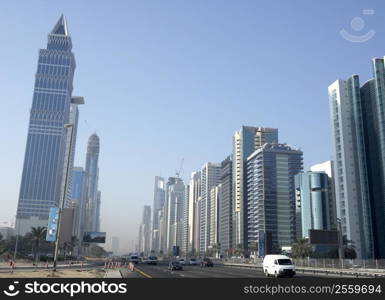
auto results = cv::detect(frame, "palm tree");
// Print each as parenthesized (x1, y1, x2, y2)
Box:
(291, 238, 312, 258)
(29, 227, 47, 264)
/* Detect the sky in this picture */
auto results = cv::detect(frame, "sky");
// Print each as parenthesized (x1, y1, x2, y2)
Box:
(0, 0, 384, 254)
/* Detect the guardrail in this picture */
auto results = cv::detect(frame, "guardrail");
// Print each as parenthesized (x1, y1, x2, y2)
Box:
(222, 262, 385, 278)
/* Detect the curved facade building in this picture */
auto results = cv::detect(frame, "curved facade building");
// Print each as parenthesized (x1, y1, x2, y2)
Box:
(295, 171, 336, 239)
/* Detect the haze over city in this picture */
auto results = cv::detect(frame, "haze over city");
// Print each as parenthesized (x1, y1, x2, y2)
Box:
(1, 0, 384, 253)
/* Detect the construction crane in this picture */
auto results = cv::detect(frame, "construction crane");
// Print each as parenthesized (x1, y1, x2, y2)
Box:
(175, 158, 184, 178)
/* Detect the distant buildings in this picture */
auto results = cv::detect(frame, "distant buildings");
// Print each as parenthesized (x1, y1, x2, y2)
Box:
(138, 205, 151, 254)
(218, 156, 233, 255)
(15, 15, 82, 235)
(200, 162, 221, 253)
(84, 134, 101, 233)
(160, 177, 185, 254)
(151, 176, 165, 252)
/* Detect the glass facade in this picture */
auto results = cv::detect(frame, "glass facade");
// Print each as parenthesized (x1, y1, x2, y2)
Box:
(84, 134, 100, 233)
(295, 171, 335, 239)
(232, 126, 278, 249)
(246, 144, 303, 252)
(16, 16, 76, 233)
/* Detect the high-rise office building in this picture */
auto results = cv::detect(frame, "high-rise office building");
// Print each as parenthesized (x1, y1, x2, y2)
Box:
(295, 171, 336, 239)
(181, 171, 201, 255)
(200, 163, 221, 253)
(329, 69, 385, 258)
(84, 134, 101, 233)
(138, 205, 151, 254)
(219, 156, 233, 255)
(164, 177, 185, 253)
(15, 16, 82, 235)
(233, 126, 278, 250)
(209, 184, 221, 248)
(246, 144, 303, 252)
(151, 176, 165, 252)
(181, 184, 190, 254)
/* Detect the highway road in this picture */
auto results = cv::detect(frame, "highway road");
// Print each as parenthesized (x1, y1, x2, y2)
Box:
(120, 262, 333, 278)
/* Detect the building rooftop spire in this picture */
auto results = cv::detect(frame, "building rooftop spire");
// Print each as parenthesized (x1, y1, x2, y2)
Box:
(51, 14, 69, 36)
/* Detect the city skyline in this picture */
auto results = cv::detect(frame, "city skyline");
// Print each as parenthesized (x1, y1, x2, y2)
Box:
(1, 1, 385, 253)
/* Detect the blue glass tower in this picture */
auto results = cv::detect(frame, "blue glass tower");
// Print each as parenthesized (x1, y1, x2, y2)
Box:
(15, 16, 77, 235)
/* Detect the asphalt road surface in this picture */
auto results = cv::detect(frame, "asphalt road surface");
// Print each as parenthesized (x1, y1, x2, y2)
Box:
(120, 262, 333, 278)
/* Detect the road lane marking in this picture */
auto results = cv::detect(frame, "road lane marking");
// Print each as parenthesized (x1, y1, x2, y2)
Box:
(133, 267, 152, 278)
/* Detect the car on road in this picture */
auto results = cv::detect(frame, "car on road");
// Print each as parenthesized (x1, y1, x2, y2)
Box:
(200, 258, 214, 267)
(179, 259, 186, 265)
(189, 258, 198, 265)
(129, 255, 140, 264)
(147, 256, 158, 265)
(168, 261, 183, 271)
(263, 255, 296, 278)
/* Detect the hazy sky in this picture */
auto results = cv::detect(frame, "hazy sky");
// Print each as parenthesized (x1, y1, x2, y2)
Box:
(0, 0, 384, 253)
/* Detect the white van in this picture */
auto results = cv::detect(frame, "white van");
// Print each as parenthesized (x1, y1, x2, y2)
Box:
(262, 255, 296, 278)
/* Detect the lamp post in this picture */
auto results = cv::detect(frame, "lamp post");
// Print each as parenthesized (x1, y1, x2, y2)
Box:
(53, 123, 74, 271)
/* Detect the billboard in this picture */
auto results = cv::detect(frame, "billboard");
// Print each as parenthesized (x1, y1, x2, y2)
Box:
(309, 229, 338, 245)
(83, 232, 106, 243)
(46, 207, 60, 242)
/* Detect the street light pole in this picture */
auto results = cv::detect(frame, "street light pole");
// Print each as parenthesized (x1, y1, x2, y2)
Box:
(53, 123, 74, 271)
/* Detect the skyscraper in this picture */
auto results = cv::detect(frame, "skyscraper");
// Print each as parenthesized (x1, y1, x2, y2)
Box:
(200, 162, 221, 253)
(164, 177, 185, 253)
(329, 58, 385, 258)
(209, 184, 221, 248)
(138, 205, 151, 254)
(329, 77, 374, 259)
(84, 134, 101, 233)
(219, 156, 232, 255)
(151, 176, 165, 252)
(15, 16, 81, 235)
(246, 144, 303, 252)
(185, 171, 202, 255)
(232, 126, 278, 250)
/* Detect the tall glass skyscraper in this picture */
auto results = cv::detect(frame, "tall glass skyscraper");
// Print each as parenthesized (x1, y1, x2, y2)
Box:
(232, 126, 278, 250)
(246, 144, 303, 251)
(151, 176, 165, 252)
(84, 134, 100, 233)
(329, 57, 385, 258)
(16, 16, 79, 235)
